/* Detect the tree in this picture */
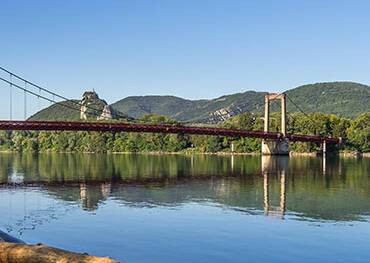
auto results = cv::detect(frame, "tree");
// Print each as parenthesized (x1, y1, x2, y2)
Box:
(347, 113, 370, 152)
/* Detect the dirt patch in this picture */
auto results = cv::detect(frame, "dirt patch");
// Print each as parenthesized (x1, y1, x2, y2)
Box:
(0, 242, 118, 263)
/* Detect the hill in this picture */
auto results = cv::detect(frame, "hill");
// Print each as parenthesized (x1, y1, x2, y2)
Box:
(28, 100, 81, 121)
(111, 82, 370, 122)
(285, 82, 370, 117)
(29, 91, 116, 121)
(110, 91, 265, 123)
(30, 81, 370, 122)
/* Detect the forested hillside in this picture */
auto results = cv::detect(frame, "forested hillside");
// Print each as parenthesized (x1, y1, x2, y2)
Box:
(110, 91, 265, 122)
(285, 82, 370, 118)
(111, 82, 370, 121)
(28, 100, 81, 121)
(29, 81, 370, 122)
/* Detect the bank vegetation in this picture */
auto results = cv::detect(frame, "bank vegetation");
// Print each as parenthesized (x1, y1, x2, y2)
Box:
(0, 112, 368, 154)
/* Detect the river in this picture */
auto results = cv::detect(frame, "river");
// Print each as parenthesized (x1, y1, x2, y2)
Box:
(0, 153, 369, 262)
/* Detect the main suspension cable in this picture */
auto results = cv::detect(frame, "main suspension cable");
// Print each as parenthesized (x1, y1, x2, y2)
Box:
(0, 77, 83, 115)
(285, 93, 310, 118)
(0, 66, 129, 119)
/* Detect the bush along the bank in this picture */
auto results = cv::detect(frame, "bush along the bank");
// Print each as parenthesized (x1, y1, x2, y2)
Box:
(0, 112, 368, 153)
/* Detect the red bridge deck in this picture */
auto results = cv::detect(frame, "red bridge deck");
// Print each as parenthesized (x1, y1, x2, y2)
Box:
(0, 120, 339, 144)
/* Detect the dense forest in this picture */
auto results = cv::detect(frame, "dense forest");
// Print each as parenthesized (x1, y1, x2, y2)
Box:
(0, 112, 369, 153)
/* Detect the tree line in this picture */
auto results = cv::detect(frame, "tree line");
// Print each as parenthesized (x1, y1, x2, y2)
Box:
(0, 112, 368, 153)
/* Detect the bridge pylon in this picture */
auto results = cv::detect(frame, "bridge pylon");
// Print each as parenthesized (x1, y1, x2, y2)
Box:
(262, 93, 289, 155)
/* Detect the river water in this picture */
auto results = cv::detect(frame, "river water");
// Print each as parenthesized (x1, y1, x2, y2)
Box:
(0, 153, 369, 262)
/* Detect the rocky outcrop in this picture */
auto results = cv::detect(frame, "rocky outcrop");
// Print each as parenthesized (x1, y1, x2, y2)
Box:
(80, 91, 111, 121)
(208, 106, 243, 123)
(97, 105, 114, 120)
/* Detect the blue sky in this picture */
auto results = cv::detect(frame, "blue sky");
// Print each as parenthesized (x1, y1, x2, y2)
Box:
(1, 0, 370, 119)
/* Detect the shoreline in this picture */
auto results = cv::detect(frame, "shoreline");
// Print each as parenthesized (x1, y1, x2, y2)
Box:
(0, 150, 369, 157)
(0, 230, 117, 263)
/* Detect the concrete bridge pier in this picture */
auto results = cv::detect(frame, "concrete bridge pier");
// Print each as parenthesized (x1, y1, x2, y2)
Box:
(262, 139, 289, 155)
(262, 93, 289, 155)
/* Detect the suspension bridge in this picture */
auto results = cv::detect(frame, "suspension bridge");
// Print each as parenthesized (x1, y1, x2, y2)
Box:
(0, 66, 340, 155)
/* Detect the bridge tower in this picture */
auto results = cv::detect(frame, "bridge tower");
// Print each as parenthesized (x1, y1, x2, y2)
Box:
(262, 93, 289, 155)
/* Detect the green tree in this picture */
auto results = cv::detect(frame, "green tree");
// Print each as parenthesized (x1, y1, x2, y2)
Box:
(347, 113, 370, 152)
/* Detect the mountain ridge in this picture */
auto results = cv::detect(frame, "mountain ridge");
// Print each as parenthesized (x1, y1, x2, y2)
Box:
(29, 81, 370, 123)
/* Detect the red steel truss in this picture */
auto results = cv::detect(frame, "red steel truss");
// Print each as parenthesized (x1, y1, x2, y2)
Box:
(0, 120, 340, 144)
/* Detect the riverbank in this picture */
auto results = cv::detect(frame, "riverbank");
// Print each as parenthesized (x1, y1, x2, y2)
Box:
(1, 149, 369, 157)
(0, 243, 118, 263)
(0, 152, 369, 262)
(0, 230, 118, 263)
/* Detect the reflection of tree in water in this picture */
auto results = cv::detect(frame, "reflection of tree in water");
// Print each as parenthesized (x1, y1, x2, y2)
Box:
(1, 153, 370, 224)
(0, 153, 262, 184)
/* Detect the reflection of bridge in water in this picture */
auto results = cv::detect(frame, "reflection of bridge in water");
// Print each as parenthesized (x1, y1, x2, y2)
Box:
(1, 153, 369, 238)
(77, 156, 292, 217)
(260, 155, 332, 219)
(262, 156, 287, 219)
(79, 182, 112, 211)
